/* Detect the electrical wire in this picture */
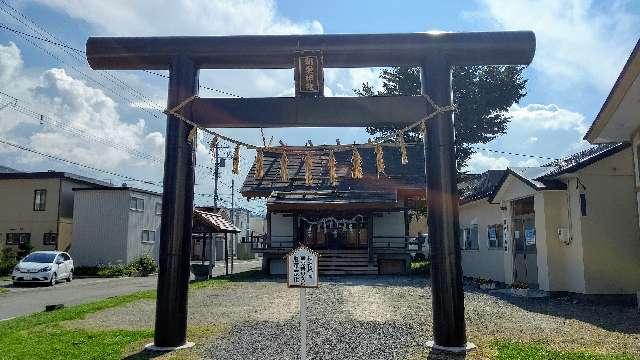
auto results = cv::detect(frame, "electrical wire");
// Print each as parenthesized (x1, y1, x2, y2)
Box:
(0, 137, 162, 187)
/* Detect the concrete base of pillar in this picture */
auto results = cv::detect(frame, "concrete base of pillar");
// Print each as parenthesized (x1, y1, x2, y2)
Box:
(426, 340, 476, 353)
(145, 342, 195, 352)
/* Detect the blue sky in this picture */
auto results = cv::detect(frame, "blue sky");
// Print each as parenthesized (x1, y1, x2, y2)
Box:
(0, 0, 638, 212)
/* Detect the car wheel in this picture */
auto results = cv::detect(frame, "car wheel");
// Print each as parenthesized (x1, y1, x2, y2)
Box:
(49, 273, 57, 286)
(66, 271, 73, 282)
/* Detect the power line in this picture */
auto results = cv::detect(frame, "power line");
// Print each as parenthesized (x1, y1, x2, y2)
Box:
(471, 146, 560, 161)
(0, 137, 162, 187)
(143, 70, 243, 98)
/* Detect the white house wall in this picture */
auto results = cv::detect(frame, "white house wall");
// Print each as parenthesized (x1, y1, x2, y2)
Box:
(126, 190, 162, 263)
(271, 213, 293, 247)
(71, 190, 128, 266)
(458, 199, 506, 282)
(573, 148, 640, 294)
(372, 211, 405, 248)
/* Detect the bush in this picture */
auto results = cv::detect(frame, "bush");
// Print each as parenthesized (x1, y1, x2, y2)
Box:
(129, 256, 157, 277)
(410, 260, 430, 276)
(0, 248, 18, 276)
(75, 256, 157, 278)
(412, 253, 426, 262)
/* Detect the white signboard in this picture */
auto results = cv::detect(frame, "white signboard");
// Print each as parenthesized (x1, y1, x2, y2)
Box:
(287, 245, 319, 288)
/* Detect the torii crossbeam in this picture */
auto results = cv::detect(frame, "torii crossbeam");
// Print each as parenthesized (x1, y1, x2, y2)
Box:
(86, 31, 535, 353)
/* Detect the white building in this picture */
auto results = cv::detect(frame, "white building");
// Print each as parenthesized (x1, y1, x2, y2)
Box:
(458, 144, 640, 295)
(71, 186, 162, 266)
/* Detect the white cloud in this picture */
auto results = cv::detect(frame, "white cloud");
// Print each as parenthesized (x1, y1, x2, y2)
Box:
(465, 152, 510, 173)
(517, 158, 540, 167)
(36, 0, 323, 36)
(474, 0, 639, 91)
(0, 42, 166, 184)
(0, 42, 22, 83)
(509, 103, 587, 133)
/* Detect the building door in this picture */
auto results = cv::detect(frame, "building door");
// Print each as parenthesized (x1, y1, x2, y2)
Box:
(512, 197, 538, 288)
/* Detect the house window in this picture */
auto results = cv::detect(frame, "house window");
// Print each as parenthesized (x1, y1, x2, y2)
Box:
(155, 202, 162, 215)
(6, 233, 30, 245)
(488, 224, 504, 249)
(130, 196, 144, 211)
(142, 230, 156, 243)
(43, 232, 58, 246)
(461, 225, 479, 250)
(579, 193, 587, 217)
(33, 189, 46, 211)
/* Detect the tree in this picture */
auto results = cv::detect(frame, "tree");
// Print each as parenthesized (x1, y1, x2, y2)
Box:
(355, 66, 527, 172)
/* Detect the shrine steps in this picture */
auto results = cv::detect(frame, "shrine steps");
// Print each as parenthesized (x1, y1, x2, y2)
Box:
(317, 249, 378, 275)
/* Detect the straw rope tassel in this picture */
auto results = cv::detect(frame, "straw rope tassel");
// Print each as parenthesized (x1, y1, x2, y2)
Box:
(375, 143, 385, 178)
(328, 150, 337, 186)
(398, 133, 408, 165)
(255, 149, 265, 179)
(304, 152, 313, 186)
(351, 146, 363, 179)
(280, 150, 289, 182)
(232, 144, 240, 174)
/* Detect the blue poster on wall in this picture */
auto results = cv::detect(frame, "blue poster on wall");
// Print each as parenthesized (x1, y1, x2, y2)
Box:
(488, 227, 497, 241)
(525, 229, 536, 246)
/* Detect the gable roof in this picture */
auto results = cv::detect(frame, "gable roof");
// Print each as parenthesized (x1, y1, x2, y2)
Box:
(193, 209, 241, 234)
(458, 170, 506, 204)
(486, 143, 629, 202)
(241, 143, 426, 198)
(539, 142, 629, 178)
(0, 170, 110, 186)
(0, 165, 20, 173)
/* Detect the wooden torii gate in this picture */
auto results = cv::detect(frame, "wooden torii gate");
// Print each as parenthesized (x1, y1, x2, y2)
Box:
(86, 31, 535, 352)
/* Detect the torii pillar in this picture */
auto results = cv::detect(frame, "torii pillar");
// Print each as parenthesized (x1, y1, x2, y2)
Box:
(86, 31, 535, 352)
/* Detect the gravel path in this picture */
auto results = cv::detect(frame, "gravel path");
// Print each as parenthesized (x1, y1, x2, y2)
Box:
(67, 275, 640, 359)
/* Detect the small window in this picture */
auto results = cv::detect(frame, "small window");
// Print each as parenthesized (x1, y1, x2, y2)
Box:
(7, 233, 30, 245)
(463, 225, 479, 250)
(6, 233, 20, 245)
(579, 193, 587, 217)
(488, 224, 504, 249)
(155, 202, 162, 215)
(130, 196, 144, 211)
(142, 230, 156, 243)
(33, 189, 46, 211)
(43, 232, 58, 246)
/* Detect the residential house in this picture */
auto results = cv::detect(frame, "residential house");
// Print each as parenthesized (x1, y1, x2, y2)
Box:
(584, 39, 640, 227)
(241, 144, 427, 275)
(458, 170, 508, 282)
(71, 185, 162, 266)
(458, 143, 640, 295)
(0, 170, 108, 255)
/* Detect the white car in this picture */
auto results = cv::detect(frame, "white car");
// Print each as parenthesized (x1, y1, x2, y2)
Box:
(12, 251, 74, 286)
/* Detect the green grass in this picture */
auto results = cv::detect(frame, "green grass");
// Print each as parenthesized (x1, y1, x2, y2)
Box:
(0, 272, 261, 360)
(494, 341, 637, 360)
(0, 287, 8, 295)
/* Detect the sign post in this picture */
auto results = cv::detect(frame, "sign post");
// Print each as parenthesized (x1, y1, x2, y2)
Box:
(287, 245, 319, 360)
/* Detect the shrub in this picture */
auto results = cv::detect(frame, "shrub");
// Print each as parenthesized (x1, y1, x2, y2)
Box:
(97, 264, 134, 278)
(129, 256, 157, 277)
(410, 260, 430, 276)
(412, 253, 426, 262)
(0, 248, 18, 276)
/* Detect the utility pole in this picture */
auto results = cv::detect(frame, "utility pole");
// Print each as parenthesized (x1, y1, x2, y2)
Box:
(231, 178, 235, 274)
(213, 143, 219, 209)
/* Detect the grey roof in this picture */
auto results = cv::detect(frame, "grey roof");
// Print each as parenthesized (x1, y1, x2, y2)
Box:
(0, 170, 110, 186)
(539, 143, 629, 178)
(241, 144, 426, 198)
(0, 165, 20, 173)
(458, 170, 506, 204)
(73, 185, 162, 197)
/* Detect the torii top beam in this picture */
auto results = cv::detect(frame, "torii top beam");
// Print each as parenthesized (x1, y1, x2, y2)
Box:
(86, 31, 535, 70)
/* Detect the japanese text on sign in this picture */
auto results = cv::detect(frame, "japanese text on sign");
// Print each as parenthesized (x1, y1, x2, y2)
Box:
(287, 245, 318, 287)
(295, 51, 324, 97)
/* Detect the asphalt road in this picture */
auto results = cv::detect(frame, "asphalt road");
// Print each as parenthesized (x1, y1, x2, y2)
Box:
(0, 259, 261, 320)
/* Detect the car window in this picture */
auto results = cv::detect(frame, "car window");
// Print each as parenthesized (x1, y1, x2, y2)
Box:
(22, 252, 56, 263)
